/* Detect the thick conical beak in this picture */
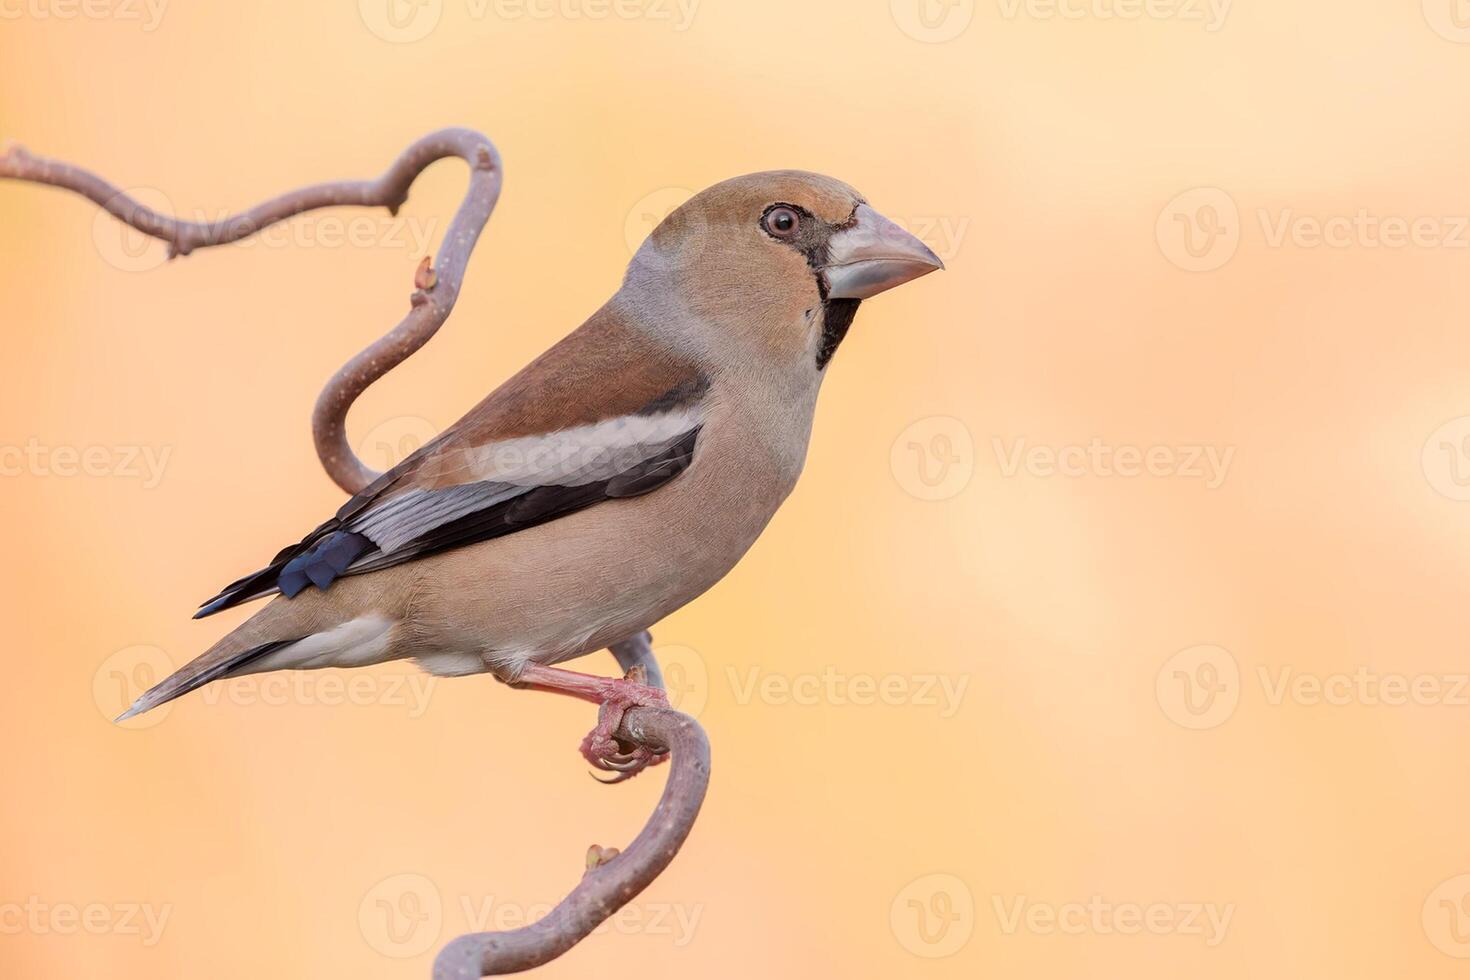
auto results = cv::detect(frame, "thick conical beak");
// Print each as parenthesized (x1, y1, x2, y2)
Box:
(821, 204, 945, 300)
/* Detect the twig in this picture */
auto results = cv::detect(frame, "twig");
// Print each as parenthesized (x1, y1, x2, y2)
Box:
(0, 128, 502, 494)
(0, 132, 713, 976)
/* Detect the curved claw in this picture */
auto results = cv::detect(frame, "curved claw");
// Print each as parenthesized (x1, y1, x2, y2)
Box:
(590, 768, 639, 785)
(583, 738, 670, 784)
(595, 753, 646, 772)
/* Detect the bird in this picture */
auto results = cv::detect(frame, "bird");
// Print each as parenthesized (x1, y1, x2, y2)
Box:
(119, 169, 943, 777)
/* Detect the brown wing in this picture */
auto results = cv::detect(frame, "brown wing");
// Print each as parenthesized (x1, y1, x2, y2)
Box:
(195, 306, 708, 618)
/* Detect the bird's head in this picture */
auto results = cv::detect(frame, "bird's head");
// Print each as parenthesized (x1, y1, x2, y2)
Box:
(621, 170, 943, 372)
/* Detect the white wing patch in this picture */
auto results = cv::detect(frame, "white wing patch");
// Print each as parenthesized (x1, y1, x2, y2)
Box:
(348, 406, 702, 556)
(428, 407, 702, 485)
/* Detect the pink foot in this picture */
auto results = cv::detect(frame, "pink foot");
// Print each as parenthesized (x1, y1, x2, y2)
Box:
(579, 668, 671, 783)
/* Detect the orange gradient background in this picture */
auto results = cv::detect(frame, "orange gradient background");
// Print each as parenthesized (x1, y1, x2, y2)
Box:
(4, 1, 1470, 977)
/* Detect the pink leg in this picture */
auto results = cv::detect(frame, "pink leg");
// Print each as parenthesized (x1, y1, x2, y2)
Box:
(515, 662, 671, 782)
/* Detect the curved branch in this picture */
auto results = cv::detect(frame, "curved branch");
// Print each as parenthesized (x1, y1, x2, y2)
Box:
(0, 129, 503, 494)
(435, 707, 711, 978)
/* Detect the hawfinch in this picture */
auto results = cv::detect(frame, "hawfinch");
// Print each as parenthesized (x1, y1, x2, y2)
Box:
(120, 171, 943, 776)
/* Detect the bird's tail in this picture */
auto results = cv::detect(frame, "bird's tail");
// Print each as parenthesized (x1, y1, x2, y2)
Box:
(116, 592, 342, 722)
(116, 635, 300, 721)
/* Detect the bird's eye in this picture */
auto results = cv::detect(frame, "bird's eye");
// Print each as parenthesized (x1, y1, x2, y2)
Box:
(762, 206, 801, 238)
